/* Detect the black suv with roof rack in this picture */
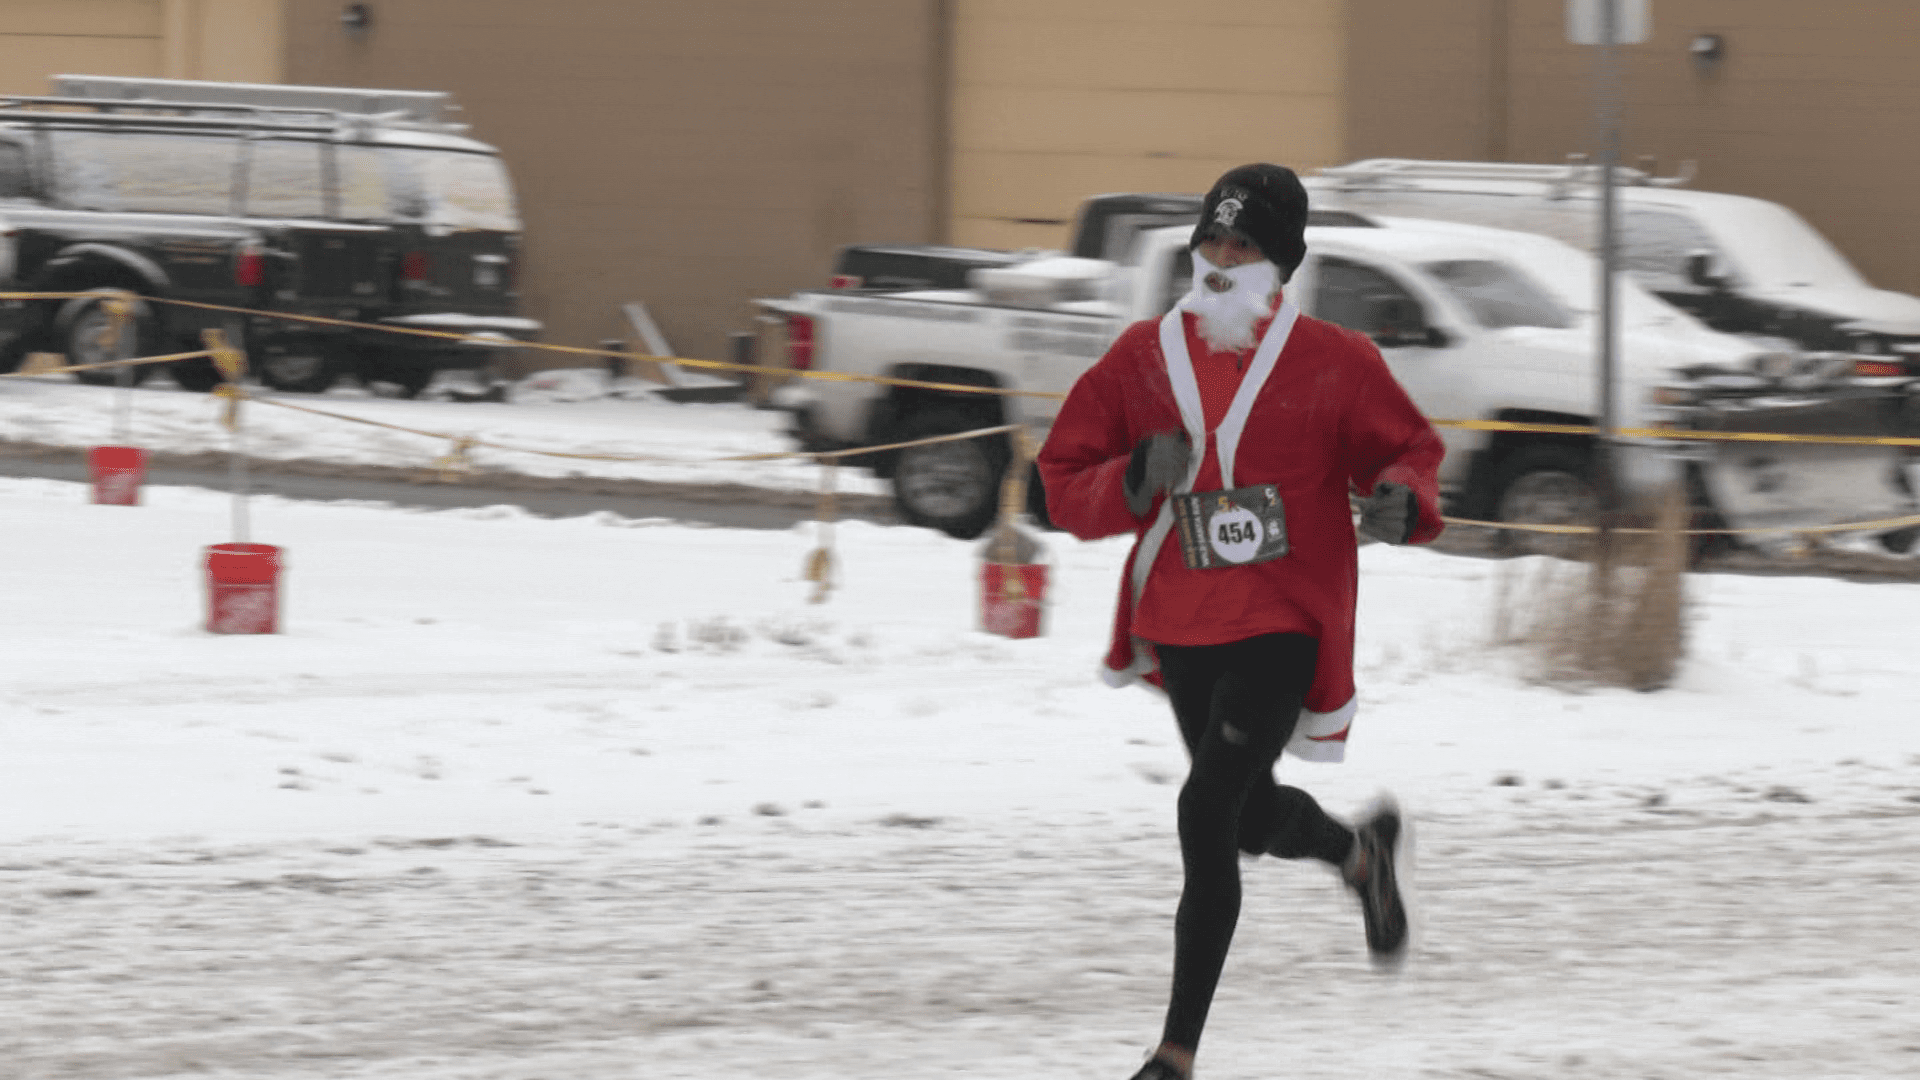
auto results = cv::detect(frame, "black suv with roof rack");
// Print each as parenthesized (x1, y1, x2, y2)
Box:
(0, 75, 538, 396)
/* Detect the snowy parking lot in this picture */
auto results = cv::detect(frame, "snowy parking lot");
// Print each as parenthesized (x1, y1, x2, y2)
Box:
(3, 458, 1918, 1078)
(0, 371, 884, 496)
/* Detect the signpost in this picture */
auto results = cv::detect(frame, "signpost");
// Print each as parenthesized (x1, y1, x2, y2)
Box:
(1568, 0, 1650, 546)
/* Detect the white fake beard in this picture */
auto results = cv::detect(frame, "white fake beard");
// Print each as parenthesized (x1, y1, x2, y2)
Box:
(1177, 252, 1281, 350)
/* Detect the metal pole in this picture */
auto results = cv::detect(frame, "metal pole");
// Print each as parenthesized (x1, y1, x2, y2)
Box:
(205, 328, 253, 545)
(113, 359, 133, 445)
(108, 298, 133, 444)
(1595, 0, 1622, 542)
(231, 422, 251, 544)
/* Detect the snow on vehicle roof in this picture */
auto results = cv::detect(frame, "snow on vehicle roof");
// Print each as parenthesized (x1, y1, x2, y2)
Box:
(1316, 214, 1601, 268)
(1311, 215, 1703, 333)
(1143, 216, 1583, 268)
(1306, 174, 1869, 294)
(1625, 188, 1869, 292)
(365, 127, 501, 155)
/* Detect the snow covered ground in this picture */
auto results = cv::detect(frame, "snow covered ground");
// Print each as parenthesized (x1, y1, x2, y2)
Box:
(4, 469, 1918, 1079)
(0, 370, 887, 495)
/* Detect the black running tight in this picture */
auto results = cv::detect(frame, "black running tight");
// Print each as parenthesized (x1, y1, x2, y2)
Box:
(1153, 633, 1356, 1053)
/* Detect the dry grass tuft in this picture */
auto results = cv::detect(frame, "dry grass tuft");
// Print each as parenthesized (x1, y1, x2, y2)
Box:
(1492, 485, 1692, 691)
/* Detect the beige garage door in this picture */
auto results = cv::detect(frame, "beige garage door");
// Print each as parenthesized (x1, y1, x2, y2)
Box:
(0, 0, 281, 97)
(949, 0, 1349, 252)
(0, 1, 163, 95)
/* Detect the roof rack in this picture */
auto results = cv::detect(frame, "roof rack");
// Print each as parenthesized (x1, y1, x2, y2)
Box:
(0, 96, 345, 134)
(43, 75, 466, 133)
(1316, 157, 1694, 196)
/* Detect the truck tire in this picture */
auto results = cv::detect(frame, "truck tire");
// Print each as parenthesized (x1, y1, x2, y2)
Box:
(352, 352, 435, 398)
(890, 410, 1010, 540)
(1025, 462, 1054, 530)
(63, 296, 154, 388)
(169, 357, 223, 393)
(257, 350, 341, 394)
(1488, 443, 1595, 556)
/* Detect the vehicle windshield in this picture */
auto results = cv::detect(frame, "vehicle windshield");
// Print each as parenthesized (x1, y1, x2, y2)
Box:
(1454, 232, 1705, 333)
(1419, 258, 1574, 329)
(339, 146, 520, 231)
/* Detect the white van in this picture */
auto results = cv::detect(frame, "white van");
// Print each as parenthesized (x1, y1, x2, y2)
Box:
(1306, 159, 1920, 375)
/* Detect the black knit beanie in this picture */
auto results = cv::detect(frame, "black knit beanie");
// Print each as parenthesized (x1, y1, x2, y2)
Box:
(1190, 163, 1309, 279)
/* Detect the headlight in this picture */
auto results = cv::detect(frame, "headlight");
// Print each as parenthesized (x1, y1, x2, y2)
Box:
(1750, 351, 1798, 379)
(1788, 353, 1854, 386)
(1752, 351, 1850, 389)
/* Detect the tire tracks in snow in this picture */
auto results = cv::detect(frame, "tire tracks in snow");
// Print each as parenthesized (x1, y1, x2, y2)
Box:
(5, 797, 1919, 1079)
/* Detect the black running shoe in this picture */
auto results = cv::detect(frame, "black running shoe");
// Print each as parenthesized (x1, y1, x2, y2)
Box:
(1346, 802, 1408, 964)
(1127, 1057, 1188, 1080)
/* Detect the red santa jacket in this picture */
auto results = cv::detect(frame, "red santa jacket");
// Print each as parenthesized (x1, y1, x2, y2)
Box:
(1036, 306, 1444, 761)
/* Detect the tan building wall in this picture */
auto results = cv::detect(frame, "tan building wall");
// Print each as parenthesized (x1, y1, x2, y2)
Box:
(284, 0, 947, 367)
(950, 0, 1348, 252)
(1347, 0, 1920, 297)
(0, 0, 282, 96)
(165, 0, 286, 82)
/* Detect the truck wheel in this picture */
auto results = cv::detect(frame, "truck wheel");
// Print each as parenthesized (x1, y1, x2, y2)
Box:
(353, 353, 435, 398)
(257, 351, 340, 394)
(63, 297, 154, 388)
(167, 316, 246, 393)
(1025, 462, 1055, 530)
(890, 410, 1010, 539)
(169, 357, 223, 393)
(1488, 444, 1595, 556)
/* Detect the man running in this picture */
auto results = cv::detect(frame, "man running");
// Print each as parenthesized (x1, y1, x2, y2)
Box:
(1036, 163, 1446, 1080)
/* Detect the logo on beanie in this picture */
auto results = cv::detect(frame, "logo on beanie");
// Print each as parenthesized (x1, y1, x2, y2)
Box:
(1213, 191, 1247, 229)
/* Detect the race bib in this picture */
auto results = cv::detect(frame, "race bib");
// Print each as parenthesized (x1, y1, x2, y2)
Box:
(1170, 485, 1289, 569)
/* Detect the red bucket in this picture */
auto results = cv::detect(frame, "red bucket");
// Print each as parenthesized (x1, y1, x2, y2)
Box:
(981, 562, 1048, 639)
(205, 543, 282, 635)
(88, 445, 145, 506)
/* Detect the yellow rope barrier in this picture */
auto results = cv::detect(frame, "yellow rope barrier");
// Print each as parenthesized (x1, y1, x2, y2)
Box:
(1441, 510, 1920, 538)
(1429, 417, 1920, 449)
(147, 296, 1065, 400)
(990, 429, 1035, 601)
(147, 296, 1920, 446)
(203, 329, 249, 432)
(0, 349, 212, 379)
(6, 288, 1917, 443)
(231, 393, 1020, 470)
(0, 290, 1054, 399)
(803, 461, 838, 604)
(5, 289, 1917, 541)
(433, 435, 480, 483)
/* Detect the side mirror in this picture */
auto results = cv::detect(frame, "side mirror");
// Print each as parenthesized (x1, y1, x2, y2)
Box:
(1686, 250, 1726, 290)
(1370, 296, 1442, 348)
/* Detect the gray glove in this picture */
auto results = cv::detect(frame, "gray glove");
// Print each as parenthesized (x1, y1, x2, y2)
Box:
(1358, 481, 1418, 545)
(1123, 432, 1191, 516)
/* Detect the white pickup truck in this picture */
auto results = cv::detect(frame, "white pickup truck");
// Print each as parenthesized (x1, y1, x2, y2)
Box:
(765, 215, 1915, 545)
